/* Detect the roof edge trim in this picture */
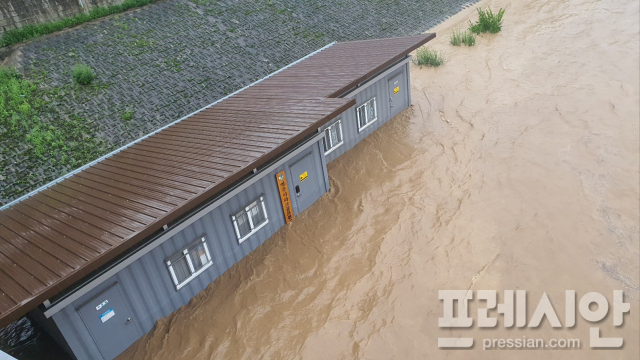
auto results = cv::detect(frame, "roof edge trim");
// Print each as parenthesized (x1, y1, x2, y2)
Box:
(0, 41, 337, 211)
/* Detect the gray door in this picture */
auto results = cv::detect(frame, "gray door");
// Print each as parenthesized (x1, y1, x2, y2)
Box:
(388, 73, 407, 118)
(290, 152, 322, 212)
(77, 283, 141, 360)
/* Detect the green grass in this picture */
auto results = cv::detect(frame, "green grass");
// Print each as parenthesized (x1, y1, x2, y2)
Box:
(468, 7, 505, 34)
(450, 30, 476, 46)
(121, 110, 134, 121)
(0, 66, 109, 200)
(0, 67, 38, 135)
(129, 39, 152, 48)
(415, 47, 444, 67)
(0, 0, 160, 47)
(72, 64, 95, 85)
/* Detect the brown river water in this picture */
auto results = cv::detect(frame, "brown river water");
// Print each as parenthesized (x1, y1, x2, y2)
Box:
(119, 0, 640, 359)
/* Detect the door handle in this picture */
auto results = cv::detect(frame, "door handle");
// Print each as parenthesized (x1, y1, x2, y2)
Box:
(295, 185, 300, 197)
(126, 318, 132, 324)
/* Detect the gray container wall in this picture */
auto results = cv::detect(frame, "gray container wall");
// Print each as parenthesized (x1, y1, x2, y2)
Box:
(28, 308, 76, 360)
(321, 64, 410, 163)
(51, 140, 327, 360)
(48, 62, 412, 360)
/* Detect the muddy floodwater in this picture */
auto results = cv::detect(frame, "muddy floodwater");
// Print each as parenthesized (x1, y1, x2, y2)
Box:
(118, 0, 640, 359)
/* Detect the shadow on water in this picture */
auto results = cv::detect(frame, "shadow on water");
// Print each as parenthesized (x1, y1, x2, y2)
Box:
(0, 316, 71, 360)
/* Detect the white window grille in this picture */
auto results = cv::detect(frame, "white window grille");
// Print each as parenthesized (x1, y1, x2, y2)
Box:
(232, 196, 269, 243)
(166, 237, 213, 290)
(356, 97, 378, 132)
(323, 120, 344, 155)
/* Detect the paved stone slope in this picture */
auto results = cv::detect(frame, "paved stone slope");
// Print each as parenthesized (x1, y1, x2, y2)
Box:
(2, 0, 479, 205)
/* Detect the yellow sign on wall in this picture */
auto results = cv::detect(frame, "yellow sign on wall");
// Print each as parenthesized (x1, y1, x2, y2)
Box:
(393, 86, 400, 94)
(276, 171, 294, 223)
(300, 171, 308, 182)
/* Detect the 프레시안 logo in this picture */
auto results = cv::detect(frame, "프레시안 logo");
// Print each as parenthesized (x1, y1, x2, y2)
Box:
(438, 290, 630, 349)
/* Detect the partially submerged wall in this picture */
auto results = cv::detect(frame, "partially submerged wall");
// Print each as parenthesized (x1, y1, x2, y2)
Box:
(46, 62, 412, 360)
(0, 0, 124, 34)
(50, 139, 328, 360)
(321, 63, 410, 164)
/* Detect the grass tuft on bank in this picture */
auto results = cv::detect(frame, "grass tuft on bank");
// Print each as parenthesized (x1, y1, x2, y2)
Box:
(468, 7, 505, 34)
(73, 64, 95, 85)
(0, 0, 160, 47)
(450, 30, 476, 46)
(415, 48, 444, 67)
(121, 110, 134, 121)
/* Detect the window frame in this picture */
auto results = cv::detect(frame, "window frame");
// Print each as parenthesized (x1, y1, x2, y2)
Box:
(165, 237, 213, 290)
(356, 97, 378, 132)
(232, 196, 269, 244)
(323, 120, 344, 155)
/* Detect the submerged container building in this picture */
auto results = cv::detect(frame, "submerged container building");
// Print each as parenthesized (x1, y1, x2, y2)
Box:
(0, 34, 434, 360)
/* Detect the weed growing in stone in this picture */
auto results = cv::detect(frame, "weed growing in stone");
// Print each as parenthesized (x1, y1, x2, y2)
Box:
(450, 30, 475, 46)
(114, 21, 131, 31)
(415, 48, 444, 67)
(73, 64, 95, 85)
(164, 59, 182, 72)
(121, 111, 134, 121)
(468, 7, 505, 34)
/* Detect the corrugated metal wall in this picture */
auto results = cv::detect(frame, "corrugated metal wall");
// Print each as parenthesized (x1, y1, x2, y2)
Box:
(322, 64, 409, 163)
(48, 62, 411, 360)
(50, 141, 327, 360)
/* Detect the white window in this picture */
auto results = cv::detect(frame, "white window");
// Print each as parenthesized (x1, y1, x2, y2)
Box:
(232, 196, 269, 243)
(323, 120, 344, 155)
(356, 97, 377, 132)
(166, 237, 213, 290)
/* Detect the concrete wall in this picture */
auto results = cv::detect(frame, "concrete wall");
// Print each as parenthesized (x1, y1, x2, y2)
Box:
(0, 0, 125, 35)
(321, 63, 410, 163)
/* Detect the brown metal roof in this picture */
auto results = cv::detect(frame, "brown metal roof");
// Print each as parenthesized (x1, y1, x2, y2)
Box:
(0, 33, 435, 327)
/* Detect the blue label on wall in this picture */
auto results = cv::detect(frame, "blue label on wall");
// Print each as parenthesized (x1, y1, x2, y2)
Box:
(100, 308, 115, 323)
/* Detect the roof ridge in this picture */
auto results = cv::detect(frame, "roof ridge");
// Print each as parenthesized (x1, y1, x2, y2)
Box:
(335, 33, 432, 44)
